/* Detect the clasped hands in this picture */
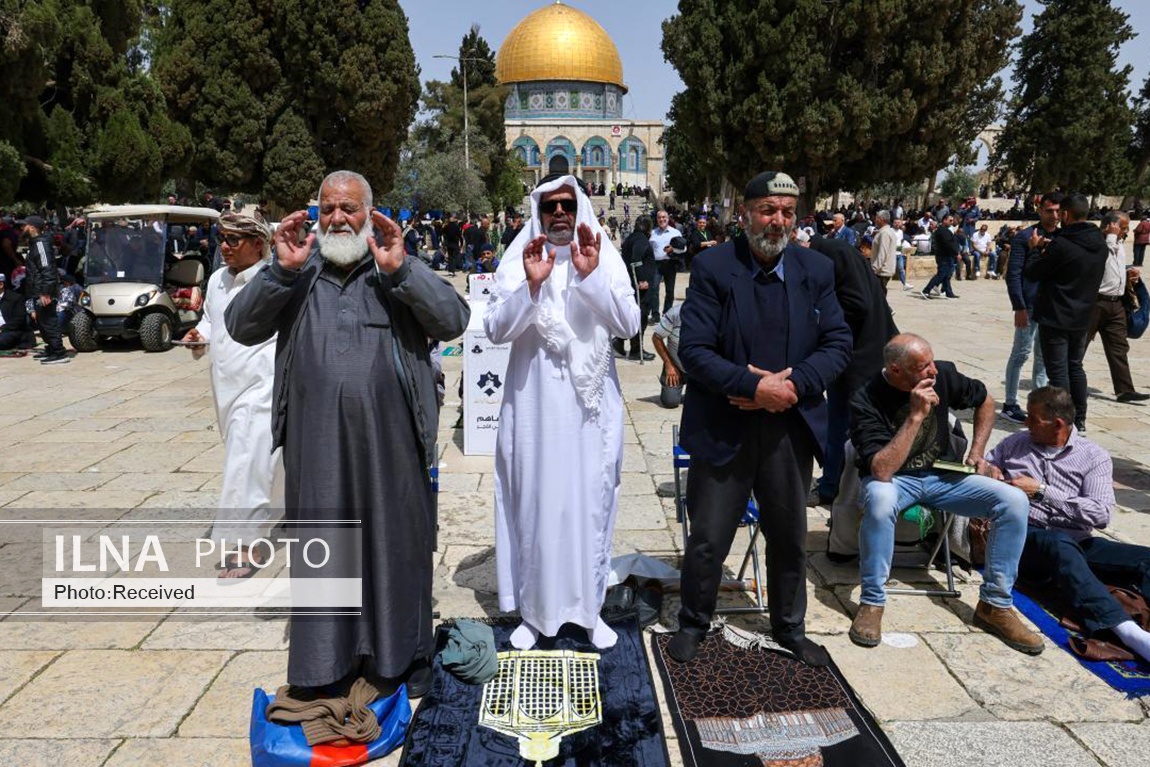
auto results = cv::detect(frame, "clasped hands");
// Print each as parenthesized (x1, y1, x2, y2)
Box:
(729, 365, 797, 412)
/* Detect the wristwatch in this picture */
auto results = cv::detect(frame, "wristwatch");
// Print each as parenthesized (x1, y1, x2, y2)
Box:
(1034, 482, 1047, 502)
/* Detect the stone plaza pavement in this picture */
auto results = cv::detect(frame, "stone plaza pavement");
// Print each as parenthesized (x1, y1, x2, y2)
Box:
(2, 261, 1150, 765)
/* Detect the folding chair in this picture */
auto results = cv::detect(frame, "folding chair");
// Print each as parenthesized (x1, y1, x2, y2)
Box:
(886, 505, 961, 599)
(672, 426, 768, 614)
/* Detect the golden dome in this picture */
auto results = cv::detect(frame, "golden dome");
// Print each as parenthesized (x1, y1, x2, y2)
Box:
(496, 1, 626, 92)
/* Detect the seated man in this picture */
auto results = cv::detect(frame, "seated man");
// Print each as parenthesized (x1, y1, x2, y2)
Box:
(988, 386, 1150, 661)
(650, 303, 684, 408)
(848, 333, 1043, 654)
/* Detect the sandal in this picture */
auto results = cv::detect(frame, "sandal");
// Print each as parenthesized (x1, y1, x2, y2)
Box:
(218, 551, 264, 581)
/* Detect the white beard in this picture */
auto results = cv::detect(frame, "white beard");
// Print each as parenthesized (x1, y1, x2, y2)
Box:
(748, 225, 790, 261)
(318, 223, 371, 267)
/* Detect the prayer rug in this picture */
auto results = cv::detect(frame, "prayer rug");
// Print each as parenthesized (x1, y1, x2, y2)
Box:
(651, 627, 906, 767)
(400, 614, 670, 767)
(1013, 585, 1150, 697)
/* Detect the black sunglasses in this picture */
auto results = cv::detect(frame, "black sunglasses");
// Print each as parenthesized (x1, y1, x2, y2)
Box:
(541, 199, 578, 214)
(220, 233, 251, 247)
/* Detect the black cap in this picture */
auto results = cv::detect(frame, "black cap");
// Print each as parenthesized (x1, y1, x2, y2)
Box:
(743, 171, 800, 200)
(19, 215, 45, 230)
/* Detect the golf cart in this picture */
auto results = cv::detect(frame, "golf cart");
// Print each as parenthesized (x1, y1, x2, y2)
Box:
(69, 205, 219, 353)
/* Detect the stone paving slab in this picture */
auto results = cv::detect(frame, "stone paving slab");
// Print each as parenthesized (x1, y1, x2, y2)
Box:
(103, 737, 249, 766)
(178, 651, 286, 736)
(0, 739, 119, 767)
(925, 633, 1144, 722)
(0, 651, 58, 706)
(821, 635, 982, 722)
(1068, 721, 1150, 767)
(143, 618, 289, 651)
(885, 721, 1100, 767)
(0, 650, 231, 738)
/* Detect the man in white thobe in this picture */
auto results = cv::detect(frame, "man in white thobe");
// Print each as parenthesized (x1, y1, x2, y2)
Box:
(485, 174, 641, 650)
(184, 209, 284, 578)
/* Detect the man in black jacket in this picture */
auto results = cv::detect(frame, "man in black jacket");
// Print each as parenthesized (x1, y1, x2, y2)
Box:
(1000, 192, 1060, 423)
(807, 233, 898, 506)
(919, 214, 960, 299)
(614, 215, 656, 360)
(21, 216, 69, 364)
(1024, 193, 1108, 430)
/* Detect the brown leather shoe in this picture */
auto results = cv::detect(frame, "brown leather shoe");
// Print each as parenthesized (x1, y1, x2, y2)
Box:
(973, 600, 1044, 655)
(849, 604, 884, 648)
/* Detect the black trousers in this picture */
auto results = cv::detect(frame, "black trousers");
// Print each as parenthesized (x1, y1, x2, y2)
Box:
(1020, 528, 1150, 635)
(657, 260, 678, 314)
(36, 298, 65, 354)
(678, 412, 814, 644)
(1039, 325, 1089, 426)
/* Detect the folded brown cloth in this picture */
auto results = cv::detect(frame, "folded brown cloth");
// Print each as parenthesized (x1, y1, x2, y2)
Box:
(266, 675, 382, 746)
(1068, 636, 1136, 662)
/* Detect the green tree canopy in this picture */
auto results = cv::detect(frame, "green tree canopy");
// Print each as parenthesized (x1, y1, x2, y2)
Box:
(0, 0, 189, 205)
(991, 0, 1134, 194)
(152, 0, 420, 209)
(417, 25, 520, 213)
(662, 0, 1022, 210)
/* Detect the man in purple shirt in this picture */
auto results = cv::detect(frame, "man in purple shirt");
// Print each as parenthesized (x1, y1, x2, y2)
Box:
(988, 386, 1150, 661)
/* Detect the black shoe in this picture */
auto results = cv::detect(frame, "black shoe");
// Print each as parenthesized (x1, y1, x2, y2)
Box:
(612, 340, 627, 358)
(31, 350, 50, 359)
(667, 629, 704, 662)
(40, 353, 70, 365)
(945, 293, 959, 299)
(778, 637, 831, 667)
(999, 404, 1026, 424)
(825, 549, 858, 564)
(1075, 421, 1087, 434)
(627, 350, 655, 361)
(1117, 391, 1150, 403)
(405, 659, 433, 698)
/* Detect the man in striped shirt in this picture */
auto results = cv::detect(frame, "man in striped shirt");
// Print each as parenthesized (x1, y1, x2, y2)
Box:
(987, 386, 1150, 661)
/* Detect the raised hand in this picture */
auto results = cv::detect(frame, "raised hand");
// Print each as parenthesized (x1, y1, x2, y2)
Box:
(522, 235, 554, 296)
(572, 222, 601, 277)
(274, 210, 315, 271)
(368, 210, 405, 275)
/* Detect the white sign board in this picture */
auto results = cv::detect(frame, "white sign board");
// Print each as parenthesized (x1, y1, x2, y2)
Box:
(463, 274, 509, 455)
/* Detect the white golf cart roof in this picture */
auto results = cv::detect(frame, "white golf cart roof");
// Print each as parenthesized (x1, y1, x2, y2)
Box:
(86, 205, 220, 223)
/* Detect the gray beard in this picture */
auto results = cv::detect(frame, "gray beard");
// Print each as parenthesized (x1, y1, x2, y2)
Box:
(748, 226, 789, 261)
(318, 224, 371, 267)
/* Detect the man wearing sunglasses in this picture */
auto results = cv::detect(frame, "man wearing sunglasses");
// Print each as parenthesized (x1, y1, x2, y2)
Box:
(184, 210, 284, 581)
(226, 170, 469, 698)
(485, 174, 641, 651)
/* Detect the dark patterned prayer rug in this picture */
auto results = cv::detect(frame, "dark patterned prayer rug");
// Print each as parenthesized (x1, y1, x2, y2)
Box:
(651, 627, 905, 767)
(400, 614, 670, 767)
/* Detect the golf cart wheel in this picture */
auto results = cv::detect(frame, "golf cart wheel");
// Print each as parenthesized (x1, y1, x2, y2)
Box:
(68, 312, 99, 352)
(139, 313, 173, 352)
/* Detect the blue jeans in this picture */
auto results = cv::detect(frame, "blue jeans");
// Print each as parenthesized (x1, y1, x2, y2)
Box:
(987, 250, 998, 273)
(816, 382, 851, 500)
(895, 253, 908, 286)
(1003, 317, 1047, 407)
(859, 473, 1030, 608)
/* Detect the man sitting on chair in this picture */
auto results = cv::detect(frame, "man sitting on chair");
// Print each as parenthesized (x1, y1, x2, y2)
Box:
(987, 386, 1150, 662)
(848, 333, 1043, 655)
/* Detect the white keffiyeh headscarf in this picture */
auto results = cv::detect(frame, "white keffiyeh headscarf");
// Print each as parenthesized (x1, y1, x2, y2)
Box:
(491, 175, 633, 415)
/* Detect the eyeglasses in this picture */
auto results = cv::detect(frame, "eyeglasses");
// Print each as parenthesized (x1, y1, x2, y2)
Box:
(541, 199, 578, 214)
(220, 234, 251, 247)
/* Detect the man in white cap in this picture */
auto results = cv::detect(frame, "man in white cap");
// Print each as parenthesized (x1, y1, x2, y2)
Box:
(668, 171, 852, 665)
(184, 209, 284, 579)
(485, 174, 641, 650)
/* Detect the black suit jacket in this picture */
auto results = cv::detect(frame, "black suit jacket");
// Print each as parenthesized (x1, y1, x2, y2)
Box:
(933, 225, 959, 262)
(678, 236, 853, 466)
(808, 235, 898, 390)
(0, 290, 27, 333)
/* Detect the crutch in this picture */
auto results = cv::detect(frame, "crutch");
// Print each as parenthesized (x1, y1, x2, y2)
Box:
(628, 261, 646, 365)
